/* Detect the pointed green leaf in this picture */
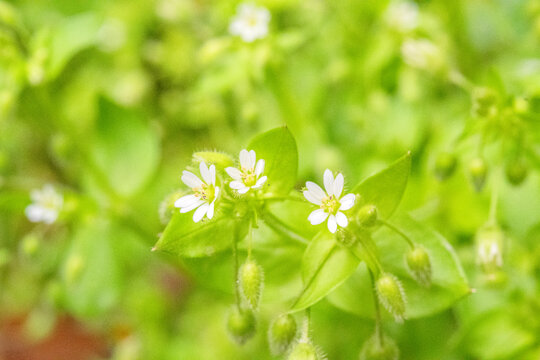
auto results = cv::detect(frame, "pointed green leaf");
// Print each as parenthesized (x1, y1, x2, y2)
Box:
(248, 126, 298, 196)
(290, 232, 359, 312)
(327, 213, 470, 319)
(91, 97, 160, 197)
(353, 152, 411, 219)
(154, 209, 238, 258)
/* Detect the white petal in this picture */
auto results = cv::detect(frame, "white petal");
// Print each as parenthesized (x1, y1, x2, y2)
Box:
(255, 159, 265, 176)
(237, 187, 250, 194)
(339, 194, 356, 211)
(229, 180, 247, 190)
(180, 199, 205, 213)
(207, 201, 215, 219)
(253, 175, 267, 187)
(324, 169, 334, 195)
(182, 171, 203, 188)
(209, 165, 216, 185)
(240, 149, 250, 169)
(333, 173, 344, 198)
(174, 194, 198, 208)
(306, 181, 326, 200)
(327, 214, 338, 233)
(335, 212, 348, 227)
(200, 161, 212, 184)
(42, 209, 58, 224)
(248, 150, 256, 169)
(303, 190, 322, 205)
(214, 186, 220, 198)
(25, 205, 45, 222)
(193, 203, 209, 222)
(308, 209, 329, 225)
(225, 167, 243, 180)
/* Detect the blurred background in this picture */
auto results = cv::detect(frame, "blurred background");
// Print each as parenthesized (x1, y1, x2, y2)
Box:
(1, 0, 540, 359)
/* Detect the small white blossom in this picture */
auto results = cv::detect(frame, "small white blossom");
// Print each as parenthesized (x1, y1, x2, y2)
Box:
(303, 169, 356, 233)
(25, 184, 63, 224)
(175, 161, 220, 223)
(226, 149, 267, 194)
(401, 38, 442, 71)
(385, 2, 419, 33)
(229, 3, 270, 42)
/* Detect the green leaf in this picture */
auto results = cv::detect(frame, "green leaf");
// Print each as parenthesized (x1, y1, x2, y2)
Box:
(62, 220, 123, 318)
(248, 126, 298, 196)
(327, 213, 470, 319)
(91, 97, 160, 197)
(353, 152, 411, 219)
(290, 232, 359, 312)
(36, 13, 101, 80)
(462, 310, 536, 360)
(153, 209, 238, 258)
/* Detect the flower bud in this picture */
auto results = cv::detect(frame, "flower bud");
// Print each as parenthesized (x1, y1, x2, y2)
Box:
(357, 205, 378, 228)
(376, 273, 407, 323)
(268, 314, 297, 355)
(505, 160, 528, 186)
(288, 340, 322, 360)
(468, 157, 488, 192)
(359, 333, 399, 360)
(239, 259, 264, 310)
(434, 152, 457, 181)
(406, 246, 432, 287)
(475, 225, 504, 274)
(192, 151, 234, 170)
(472, 87, 498, 118)
(226, 307, 256, 345)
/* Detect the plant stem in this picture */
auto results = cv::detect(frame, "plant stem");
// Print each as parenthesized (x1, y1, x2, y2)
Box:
(261, 210, 309, 245)
(369, 269, 384, 347)
(232, 222, 242, 310)
(488, 176, 499, 226)
(378, 219, 415, 249)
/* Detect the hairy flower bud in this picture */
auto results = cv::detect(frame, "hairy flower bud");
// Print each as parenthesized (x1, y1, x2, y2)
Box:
(357, 205, 378, 228)
(226, 307, 256, 345)
(268, 314, 297, 355)
(288, 340, 323, 360)
(239, 259, 264, 310)
(359, 333, 399, 360)
(475, 225, 504, 274)
(192, 151, 234, 170)
(505, 160, 528, 186)
(376, 273, 407, 322)
(468, 157, 488, 192)
(406, 246, 432, 287)
(434, 152, 457, 181)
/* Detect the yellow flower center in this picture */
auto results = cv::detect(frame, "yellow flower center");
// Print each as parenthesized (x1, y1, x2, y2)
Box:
(194, 184, 216, 202)
(241, 168, 258, 187)
(321, 195, 340, 215)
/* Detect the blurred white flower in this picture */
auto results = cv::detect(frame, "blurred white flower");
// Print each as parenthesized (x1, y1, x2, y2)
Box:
(385, 1, 419, 33)
(229, 3, 271, 42)
(303, 169, 356, 233)
(401, 38, 442, 71)
(226, 149, 267, 194)
(25, 184, 63, 224)
(476, 226, 504, 271)
(175, 162, 219, 222)
(97, 18, 126, 52)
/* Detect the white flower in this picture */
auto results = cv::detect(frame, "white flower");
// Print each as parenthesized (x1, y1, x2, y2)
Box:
(174, 161, 220, 223)
(303, 169, 356, 234)
(401, 38, 442, 71)
(226, 149, 267, 194)
(25, 184, 63, 224)
(385, 2, 419, 33)
(229, 3, 270, 42)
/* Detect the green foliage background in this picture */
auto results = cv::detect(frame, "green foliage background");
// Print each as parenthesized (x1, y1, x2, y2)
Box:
(1, 0, 540, 359)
